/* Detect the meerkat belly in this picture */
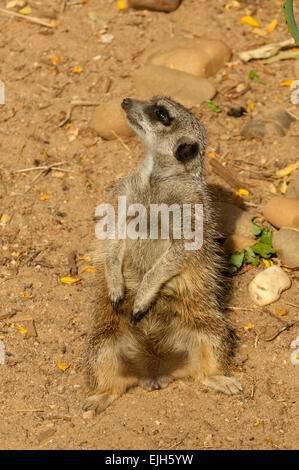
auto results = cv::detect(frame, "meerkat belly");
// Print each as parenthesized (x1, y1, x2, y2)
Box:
(125, 237, 171, 276)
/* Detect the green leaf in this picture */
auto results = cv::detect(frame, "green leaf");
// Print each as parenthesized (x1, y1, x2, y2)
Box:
(251, 217, 262, 236)
(228, 251, 245, 269)
(259, 229, 273, 246)
(251, 241, 276, 259)
(244, 246, 259, 266)
(248, 70, 266, 85)
(206, 101, 222, 113)
(88, 12, 106, 25)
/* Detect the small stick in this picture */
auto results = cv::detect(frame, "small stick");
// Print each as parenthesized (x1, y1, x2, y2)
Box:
(260, 321, 299, 342)
(14, 162, 67, 173)
(208, 157, 248, 191)
(15, 409, 44, 413)
(111, 130, 132, 154)
(61, 0, 68, 13)
(286, 302, 299, 310)
(0, 7, 55, 28)
(58, 100, 101, 127)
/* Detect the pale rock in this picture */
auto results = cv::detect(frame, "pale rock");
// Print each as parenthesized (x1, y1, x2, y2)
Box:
(272, 228, 299, 268)
(90, 98, 134, 140)
(223, 235, 255, 254)
(263, 196, 299, 229)
(133, 65, 216, 108)
(141, 38, 231, 78)
(285, 175, 299, 200)
(248, 265, 291, 306)
(214, 202, 253, 238)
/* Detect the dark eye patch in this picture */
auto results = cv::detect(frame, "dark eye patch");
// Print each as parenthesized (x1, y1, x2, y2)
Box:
(145, 105, 173, 126)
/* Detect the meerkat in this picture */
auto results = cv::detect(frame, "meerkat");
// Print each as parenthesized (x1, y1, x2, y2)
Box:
(82, 96, 242, 414)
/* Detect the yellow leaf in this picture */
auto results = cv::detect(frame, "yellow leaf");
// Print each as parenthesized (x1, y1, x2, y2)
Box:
(22, 292, 30, 299)
(0, 214, 11, 225)
(253, 421, 260, 427)
(49, 56, 60, 65)
(57, 361, 70, 372)
(262, 259, 271, 268)
(81, 155, 87, 159)
(240, 16, 260, 27)
(276, 163, 299, 178)
(273, 309, 288, 317)
(60, 277, 81, 285)
(280, 179, 290, 194)
(235, 188, 250, 196)
(19, 6, 32, 15)
(40, 193, 49, 201)
(81, 266, 96, 273)
(244, 323, 253, 330)
(280, 80, 294, 87)
(73, 66, 83, 74)
(16, 326, 28, 334)
(117, 0, 127, 9)
(77, 255, 91, 262)
(266, 19, 277, 33)
(209, 152, 215, 158)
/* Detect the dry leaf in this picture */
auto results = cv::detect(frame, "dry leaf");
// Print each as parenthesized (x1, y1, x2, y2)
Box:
(77, 255, 91, 262)
(81, 266, 96, 273)
(275, 163, 299, 178)
(60, 277, 81, 285)
(235, 188, 250, 196)
(117, 0, 127, 9)
(57, 361, 70, 372)
(0, 214, 11, 225)
(240, 16, 260, 28)
(19, 6, 32, 14)
(73, 66, 83, 74)
(244, 323, 253, 330)
(280, 80, 295, 87)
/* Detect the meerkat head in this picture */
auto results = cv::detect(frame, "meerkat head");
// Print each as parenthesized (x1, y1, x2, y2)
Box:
(121, 96, 206, 173)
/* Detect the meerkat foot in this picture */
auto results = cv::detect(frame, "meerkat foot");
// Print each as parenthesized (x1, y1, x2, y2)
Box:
(108, 287, 124, 313)
(140, 376, 172, 391)
(130, 309, 145, 323)
(201, 375, 243, 395)
(81, 393, 116, 414)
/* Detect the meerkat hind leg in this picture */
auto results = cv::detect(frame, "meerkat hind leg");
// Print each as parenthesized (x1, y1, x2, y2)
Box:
(201, 375, 243, 395)
(82, 392, 117, 414)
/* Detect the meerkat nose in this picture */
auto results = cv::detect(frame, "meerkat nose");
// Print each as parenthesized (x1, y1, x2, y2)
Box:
(121, 98, 132, 110)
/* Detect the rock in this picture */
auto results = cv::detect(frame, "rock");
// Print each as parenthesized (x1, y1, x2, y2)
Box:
(248, 266, 291, 306)
(223, 235, 255, 254)
(128, 0, 180, 11)
(214, 202, 253, 238)
(141, 38, 231, 78)
(263, 196, 299, 229)
(272, 228, 299, 268)
(294, 58, 299, 79)
(285, 175, 299, 200)
(242, 107, 296, 138)
(133, 65, 216, 108)
(90, 98, 134, 140)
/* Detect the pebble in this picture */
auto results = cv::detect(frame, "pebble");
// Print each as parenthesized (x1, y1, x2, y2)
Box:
(214, 202, 253, 238)
(242, 107, 296, 138)
(133, 65, 216, 107)
(100, 34, 114, 44)
(141, 38, 231, 78)
(272, 228, 299, 268)
(263, 196, 299, 229)
(248, 265, 291, 306)
(223, 235, 255, 254)
(90, 98, 134, 140)
(128, 0, 180, 11)
(285, 175, 299, 200)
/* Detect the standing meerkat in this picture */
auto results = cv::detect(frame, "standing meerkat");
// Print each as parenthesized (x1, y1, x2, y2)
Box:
(82, 96, 242, 414)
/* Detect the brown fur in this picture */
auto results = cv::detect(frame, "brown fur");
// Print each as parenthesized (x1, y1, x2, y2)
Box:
(82, 97, 242, 414)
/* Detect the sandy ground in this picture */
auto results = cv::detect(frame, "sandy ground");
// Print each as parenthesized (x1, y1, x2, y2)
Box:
(0, 0, 298, 450)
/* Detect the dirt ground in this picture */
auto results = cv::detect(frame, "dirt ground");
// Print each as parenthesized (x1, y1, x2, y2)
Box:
(0, 0, 298, 451)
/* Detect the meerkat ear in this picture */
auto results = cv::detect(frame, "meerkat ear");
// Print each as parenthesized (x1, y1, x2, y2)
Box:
(174, 140, 199, 163)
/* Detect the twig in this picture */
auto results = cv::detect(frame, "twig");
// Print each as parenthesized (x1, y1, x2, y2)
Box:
(58, 100, 101, 127)
(208, 157, 248, 191)
(260, 321, 299, 342)
(0, 7, 55, 28)
(286, 302, 299, 310)
(61, 0, 68, 13)
(14, 162, 67, 174)
(111, 130, 132, 154)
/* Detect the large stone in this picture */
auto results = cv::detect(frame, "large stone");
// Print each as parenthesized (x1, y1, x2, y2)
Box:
(133, 65, 216, 108)
(90, 98, 134, 140)
(263, 196, 299, 229)
(128, 0, 180, 11)
(242, 107, 296, 138)
(141, 38, 231, 78)
(272, 228, 299, 268)
(285, 175, 299, 200)
(248, 266, 291, 306)
(214, 202, 253, 238)
(223, 235, 255, 254)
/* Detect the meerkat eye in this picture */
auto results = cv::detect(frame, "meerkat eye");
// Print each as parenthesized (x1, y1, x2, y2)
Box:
(154, 106, 171, 126)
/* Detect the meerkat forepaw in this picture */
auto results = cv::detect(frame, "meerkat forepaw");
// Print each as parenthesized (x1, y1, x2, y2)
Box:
(108, 286, 124, 313)
(81, 393, 116, 414)
(109, 295, 122, 313)
(201, 375, 243, 396)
